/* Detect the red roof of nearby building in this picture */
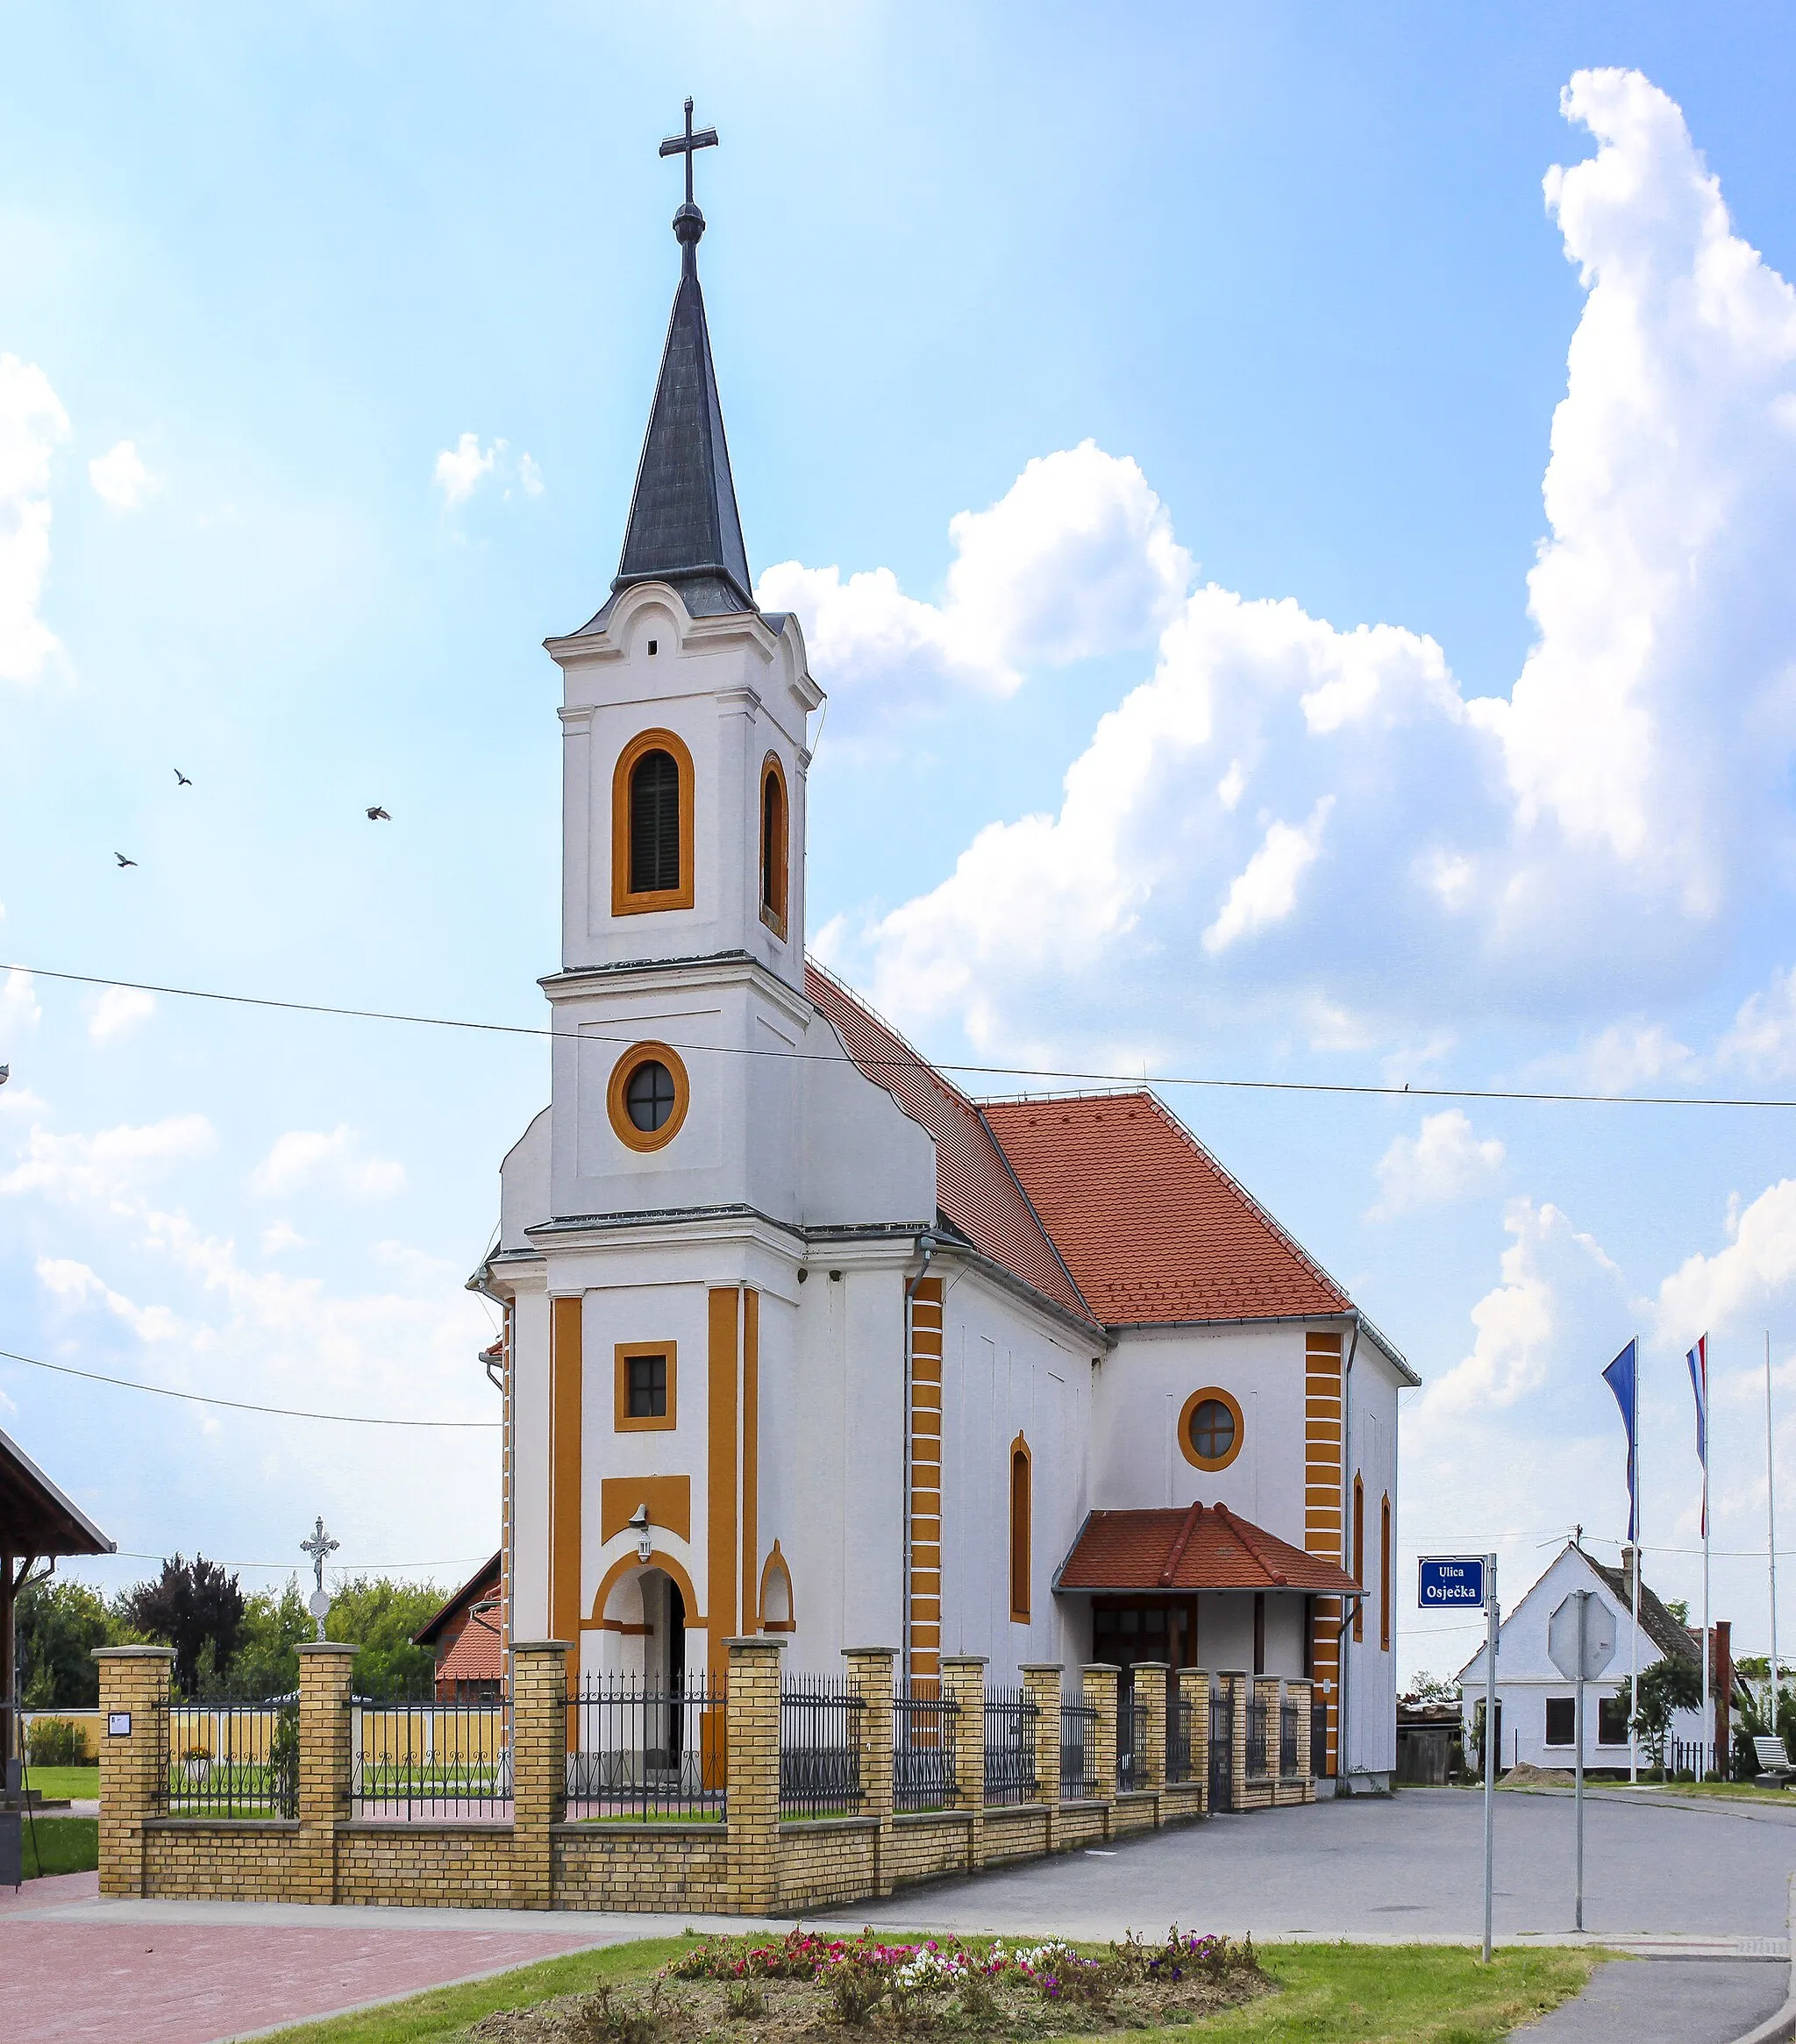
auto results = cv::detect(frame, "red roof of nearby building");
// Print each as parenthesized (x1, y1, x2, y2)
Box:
(805, 964, 1094, 1327)
(981, 1093, 1351, 1326)
(436, 1611, 504, 1686)
(411, 1551, 502, 1649)
(1057, 1504, 1360, 1594)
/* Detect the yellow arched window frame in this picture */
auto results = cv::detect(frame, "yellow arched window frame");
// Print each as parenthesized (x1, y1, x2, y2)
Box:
(611, 728, 695, 916)
(759, 751, 789, 939)
(1009, 1433, 1032, 1623)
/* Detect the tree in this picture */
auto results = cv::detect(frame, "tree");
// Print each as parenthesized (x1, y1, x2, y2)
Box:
(1615, 1655, 1705, 1771)
(125, 1555, 246, 1695)
(1401, 1670, 1459, 1706)
(16, 1577, 122, 1707)
(225, 1578, 313, 1699)
(324, 1577, 445, 1700)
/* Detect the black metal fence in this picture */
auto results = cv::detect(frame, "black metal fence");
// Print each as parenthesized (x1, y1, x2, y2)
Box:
(350, 1689, 511, 1820)
(894, 1685, 956, 1811)
(1209, 1691, 1235, 1813)
(161, 1698, 297, 1818)
(565, 1676, 723, 1822)
(1244, 1695, 1270, 1778)
(780, 1676, 864, 1819)
(1116, 1696, 1149, 1792)
(1166, 1690, 1194, 1785)
(1279, 1699, 1300, 1778)
(1312, 1699, 1329, 1779)
(983, 1687, 1037, 1805)
(1659, 1740, 1719, 1780)
(1060, 1696, 1097, 1800)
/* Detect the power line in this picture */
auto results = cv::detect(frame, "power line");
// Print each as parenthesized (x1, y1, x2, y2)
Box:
(0, 1347, 499, 1428)
(94, 1550, 491, 1572)
(8, 961, 1796, 1111)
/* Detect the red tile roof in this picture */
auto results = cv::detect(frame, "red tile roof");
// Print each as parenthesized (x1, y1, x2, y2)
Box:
(1057, 1503, 1360, 1594)
(805, 964, 1094, 1326)
(436, 1612, 503, 1686)
(411, 1552, 502, 1648)
(981, 1093, 1350, 1326)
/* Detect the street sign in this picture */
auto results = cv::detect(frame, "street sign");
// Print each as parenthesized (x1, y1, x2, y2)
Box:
(1548, 1593, 1616, 1681)
(1419, 1556, 1488, 1608)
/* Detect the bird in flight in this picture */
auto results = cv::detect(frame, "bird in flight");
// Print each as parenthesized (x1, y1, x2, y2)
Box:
(115, 852, 138, 867)
(174, 768, 192, 786)
(366, 806, 391, 821)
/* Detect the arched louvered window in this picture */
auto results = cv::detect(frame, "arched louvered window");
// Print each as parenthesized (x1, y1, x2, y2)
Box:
(1352, 1473, 1365, 1642)
(760, 754, 788, 935)
(1009, 1435, 1032, 1622)
(611, 729, 695, 915)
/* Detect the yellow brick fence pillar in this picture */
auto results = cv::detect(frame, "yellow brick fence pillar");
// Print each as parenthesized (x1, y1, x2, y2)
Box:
(1180, 1669, 1211, 1813)
(296, 1642, 357, 1904)
(727, 1636, 783, 1913)
(1255, 1675, 1282, 1805)
(844, 1646, 895, 1897)
(93, 1645, 174, 1898)
(1290, 1677, 1315, 1803)
(1134, 1661, 1168, 1815)
(1020, 1663, 1061, 1851)
(1082, 1663, 1119, 1836)
(941, 1654, 987, 1874)
(1221, 1670, 1251, 1809)
(510, 1640, 571, 1911)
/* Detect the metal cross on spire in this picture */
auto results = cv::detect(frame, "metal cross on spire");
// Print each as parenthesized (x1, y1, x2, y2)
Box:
(659, 96, 718, 209)
(301, 1516, 339, 1642)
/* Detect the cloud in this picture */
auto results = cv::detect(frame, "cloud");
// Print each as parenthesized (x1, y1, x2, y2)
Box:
(0, 352, 71, 684)
(88, 438, 154, 510)
(757, 442, 1191, 730)
(517, 453, 544, 498)
(248, 1125, 406, 1199)
(260, 1220, 310, 1256)
(37, 1255, 181, 1340)
(815, 72, 1796, 1058)
(1370, 1110, 1506, 1219)
(1656, 1178, 1796, 1342)
(86, 985, 156, 1043)
(433, 432, 499, 505)
(1719, 966, 1796, 1077)
(0, 1114, 216, 1203)
(0, 966, 40, 1042)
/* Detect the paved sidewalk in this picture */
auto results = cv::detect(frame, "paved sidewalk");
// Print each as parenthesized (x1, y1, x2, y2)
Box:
(1520, 1956, 1789, 2042)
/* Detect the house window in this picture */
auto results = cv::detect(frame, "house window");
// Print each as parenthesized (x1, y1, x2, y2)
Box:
(607, 1042, 690, 1152)
(611, 729, 695, 915)
(1009, 1435, 1032, 1622)
(1352, 1474, 1365, 1642)
(1379, 1493, 1392, 1653)
(1178, 1385, 1244, 1472)
(759, 753, 788, 937)
(615, 1342, 678, 1432)
(1598, 1694, 1629, 1746)
(1545, 1697, 1576, 1747)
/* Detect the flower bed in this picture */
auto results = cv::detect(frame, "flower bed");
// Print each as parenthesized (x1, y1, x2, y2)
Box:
(470, 1926, 1269, 2040)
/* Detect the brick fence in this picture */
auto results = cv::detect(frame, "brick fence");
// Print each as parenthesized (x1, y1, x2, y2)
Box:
(94, 1641, 1315, 1912)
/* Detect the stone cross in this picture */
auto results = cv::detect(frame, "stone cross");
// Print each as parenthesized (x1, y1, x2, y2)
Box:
(300, 1516, 339, 1642)
(659, 96, 718, 208)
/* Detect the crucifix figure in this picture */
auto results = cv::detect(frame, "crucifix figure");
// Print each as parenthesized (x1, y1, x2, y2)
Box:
(301, 1516, 339, 1642)
(659, 96, 718, 210)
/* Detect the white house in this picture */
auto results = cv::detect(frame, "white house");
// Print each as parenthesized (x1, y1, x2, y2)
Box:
(1457, 1541, 1724, 1773)
(473, 147, 1415, 1788)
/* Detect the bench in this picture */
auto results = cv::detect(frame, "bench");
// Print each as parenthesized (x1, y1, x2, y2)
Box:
(1752, 1734, 1796, 1788)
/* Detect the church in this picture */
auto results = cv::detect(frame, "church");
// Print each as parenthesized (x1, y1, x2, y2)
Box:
(475, 118, 1414, 1791)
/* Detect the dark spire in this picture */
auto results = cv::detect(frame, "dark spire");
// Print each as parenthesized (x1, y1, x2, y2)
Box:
(610, 100, 754, 617)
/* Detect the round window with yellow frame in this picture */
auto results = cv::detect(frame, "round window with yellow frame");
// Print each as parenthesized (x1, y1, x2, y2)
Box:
(607, 1041, 691, 1153)
(1179, 1385, 1244, 1472)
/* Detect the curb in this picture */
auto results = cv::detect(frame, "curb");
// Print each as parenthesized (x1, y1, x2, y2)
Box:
(1730, 1875, 1796, 2044)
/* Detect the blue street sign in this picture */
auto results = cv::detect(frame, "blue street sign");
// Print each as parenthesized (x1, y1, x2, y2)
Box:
(1419, 1555, 1488, 1608)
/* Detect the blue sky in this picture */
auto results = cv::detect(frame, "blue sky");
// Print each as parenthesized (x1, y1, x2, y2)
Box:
(5, 4, 1796, 1680)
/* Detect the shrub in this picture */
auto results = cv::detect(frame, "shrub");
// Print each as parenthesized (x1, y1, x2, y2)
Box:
(26, 1717, 91, 1767)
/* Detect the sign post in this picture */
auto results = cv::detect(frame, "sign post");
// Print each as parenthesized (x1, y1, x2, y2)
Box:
(1548, 1588, 1616, 1932)
(1421, 1555, 1497, 1961)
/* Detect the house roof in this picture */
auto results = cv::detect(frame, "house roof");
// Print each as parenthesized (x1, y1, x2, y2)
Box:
(437, 1610, 503, 1687)
(411, 1551, 502, 1649)
(982, 1093, 1352, 1327)
(1586, 1555, 1701, 1665)
(805, 964, 1095, 1328)
(1055, 1502, 1361, 1595)
(0, 1423, 114, 1557)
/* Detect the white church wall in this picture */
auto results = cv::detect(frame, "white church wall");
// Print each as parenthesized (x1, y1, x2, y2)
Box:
(799, 1029, 937, 1229)
(1197, 1593, 1254, 1673)
(937, 1266, 1092, 1684)
(499, 1108, 551, 1251)
(1093, 1322, 1308, 1544)
(1343, 1342, 1401, 1776)
(509, 1279, 552, 1643)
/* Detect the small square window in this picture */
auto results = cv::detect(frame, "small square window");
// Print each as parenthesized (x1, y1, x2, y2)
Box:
(647, 638, 659, 655)
(627, 1354, 666, 1418)
(1598, 1694, 1629, 1746)
(1544, 1697, 1576, 1746)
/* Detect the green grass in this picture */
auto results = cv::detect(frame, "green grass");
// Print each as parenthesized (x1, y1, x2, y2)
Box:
(22, 1764, 98, 1800)
(240, 1935, 1597, 2044)
(22, 1815, 99, 1879)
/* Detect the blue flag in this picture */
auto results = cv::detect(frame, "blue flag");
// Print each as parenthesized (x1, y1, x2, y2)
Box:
(1603, 1338, 1639, 1542)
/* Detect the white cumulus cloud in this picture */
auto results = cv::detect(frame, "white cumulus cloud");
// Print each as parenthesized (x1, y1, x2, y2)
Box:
(86, 985, 156, 1043)
(88, 438, 154, 510)
(0, 1114, 216, 1203)
(433, 431, 500, 505)
(0, 352, 71, 684)
(248, 1125, 406, 1200)
(0, 965, 40, 1043)
(1719, 966, 1796, 1077)
(1370, 1110, 1506, 1219)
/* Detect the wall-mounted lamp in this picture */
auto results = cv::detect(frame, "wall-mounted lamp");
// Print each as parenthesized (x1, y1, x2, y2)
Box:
(629, 1502, 653, 1564)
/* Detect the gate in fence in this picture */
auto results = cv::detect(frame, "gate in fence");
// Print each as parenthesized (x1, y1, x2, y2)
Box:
(565, 1676, 725, 1821)
(1208, 1691, 1235, 1813)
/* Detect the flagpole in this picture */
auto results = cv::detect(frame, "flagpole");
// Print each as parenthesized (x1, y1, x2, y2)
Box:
(1770, 1332, 1780, 1734)
(1630, 1334, 1640, 1785)
(1701, 1336, 1711, 1778)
